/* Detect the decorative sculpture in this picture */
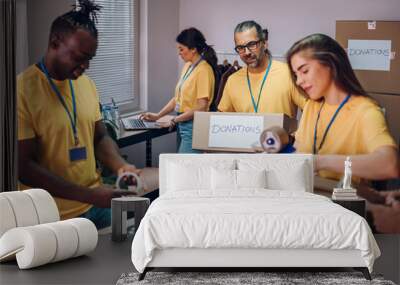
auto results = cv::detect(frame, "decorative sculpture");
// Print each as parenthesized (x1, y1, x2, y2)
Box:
(342, 156, 352, 190)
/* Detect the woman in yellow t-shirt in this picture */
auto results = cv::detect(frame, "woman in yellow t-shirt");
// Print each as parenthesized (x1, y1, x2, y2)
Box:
(141, 28, 217, 153)
(286, 33, 399, 181)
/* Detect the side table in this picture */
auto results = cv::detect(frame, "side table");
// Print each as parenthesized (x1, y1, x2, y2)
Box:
(111, 196, 150, 242)
(332, 198, 366, 218)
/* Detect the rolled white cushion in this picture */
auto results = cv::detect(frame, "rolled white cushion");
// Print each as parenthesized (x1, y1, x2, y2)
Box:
(0, 226, 57, 269)
(64, 218, 98, 257)
(42, 222, 79, 262)
(24, 189, 59, 223)
(1, 191, 39, 227)
(0, 196, 17, 237)
(0, 218, 97, 269)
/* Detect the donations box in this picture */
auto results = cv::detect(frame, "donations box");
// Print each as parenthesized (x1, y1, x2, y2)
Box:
(336, 21, 400, 95)
(192, 112, 297, 152)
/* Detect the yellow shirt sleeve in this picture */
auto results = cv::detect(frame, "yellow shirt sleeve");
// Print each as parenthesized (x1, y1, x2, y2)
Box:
(217, 78, 234, 112)
(360, 105, 397, 152)
(17, 76, 36, 140)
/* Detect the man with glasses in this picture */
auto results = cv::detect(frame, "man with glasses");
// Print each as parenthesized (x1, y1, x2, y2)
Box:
(218, 20, 306, 117)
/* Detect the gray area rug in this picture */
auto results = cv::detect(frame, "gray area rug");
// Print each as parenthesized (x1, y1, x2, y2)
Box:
(117, 271, 395, 285)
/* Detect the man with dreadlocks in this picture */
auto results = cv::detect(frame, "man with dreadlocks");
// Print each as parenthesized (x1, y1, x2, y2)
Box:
(17, 0, 139, 229)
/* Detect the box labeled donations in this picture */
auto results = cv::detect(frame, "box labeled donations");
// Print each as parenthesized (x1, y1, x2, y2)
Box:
(336, 20, 400, 95)
(192, 112, 297, 152)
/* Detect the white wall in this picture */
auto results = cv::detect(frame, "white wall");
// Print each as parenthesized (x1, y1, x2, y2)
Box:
(26, 0, 74, 65)
(16, 0, 29, 74)
(179, 0, 400, 60)
(121, 0, 180, 167)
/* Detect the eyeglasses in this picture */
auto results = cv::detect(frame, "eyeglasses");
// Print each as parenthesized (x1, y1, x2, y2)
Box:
(234, 40, 262, 54)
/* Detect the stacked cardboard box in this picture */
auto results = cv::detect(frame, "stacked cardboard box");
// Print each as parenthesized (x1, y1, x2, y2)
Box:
(369, 92, 400, 146)
(192, 112, 297, 153)
(336, 21, 400, 145)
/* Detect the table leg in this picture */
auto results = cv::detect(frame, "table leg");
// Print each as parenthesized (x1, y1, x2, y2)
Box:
(146, 138, 152, 167)
(111, 200, 125, 241)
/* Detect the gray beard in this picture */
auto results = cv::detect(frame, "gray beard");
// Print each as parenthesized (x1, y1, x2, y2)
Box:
(247, 56, 264, 69)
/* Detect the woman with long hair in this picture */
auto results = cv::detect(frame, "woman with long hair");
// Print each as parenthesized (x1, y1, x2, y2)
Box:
(141, 28, 217, 153)
(286, 33, 399, 181)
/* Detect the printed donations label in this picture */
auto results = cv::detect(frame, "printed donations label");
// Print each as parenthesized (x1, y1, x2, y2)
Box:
(208, 115, 263, 148)
(347, 39, 391, 71)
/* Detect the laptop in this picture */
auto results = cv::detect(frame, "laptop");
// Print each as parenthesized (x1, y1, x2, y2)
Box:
(121, 116, 162, 130)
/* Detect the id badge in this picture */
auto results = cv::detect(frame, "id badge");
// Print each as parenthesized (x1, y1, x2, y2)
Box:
(174, 103, 180, 112)
(69, 147, 87, 162)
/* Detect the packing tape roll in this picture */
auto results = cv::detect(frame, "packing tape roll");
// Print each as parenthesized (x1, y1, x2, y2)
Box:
(1, 192, 39, 227)
(0, 196, 17, 238)
(24, 189, 60, 224)
(259, 126, 289, 153)
(115, 172, 144, 195)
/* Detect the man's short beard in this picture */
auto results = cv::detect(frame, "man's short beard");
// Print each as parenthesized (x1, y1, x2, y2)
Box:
(248, 53, 265, 68)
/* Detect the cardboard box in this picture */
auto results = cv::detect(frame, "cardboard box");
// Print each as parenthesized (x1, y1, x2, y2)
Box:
(192, 112, 297, 152)
(336, 21, 400, 95)
(369, 92, 400, 146)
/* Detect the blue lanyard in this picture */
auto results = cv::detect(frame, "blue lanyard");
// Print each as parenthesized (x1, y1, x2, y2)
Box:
(313, 94, 351, 154)
(178, 58, 203, 96)
(246, 58, 272, 113)
(39, 58, 79, 146)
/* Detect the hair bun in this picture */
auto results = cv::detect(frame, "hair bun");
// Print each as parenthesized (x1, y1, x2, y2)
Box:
(75, 0, 102, 22)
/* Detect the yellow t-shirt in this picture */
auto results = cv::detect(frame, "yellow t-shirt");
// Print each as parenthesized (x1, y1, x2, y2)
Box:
(17, 64, 102, 220)
(174, 60, 215, 113)
(295, 96, 397, 180)
(218, 60, 307, 118)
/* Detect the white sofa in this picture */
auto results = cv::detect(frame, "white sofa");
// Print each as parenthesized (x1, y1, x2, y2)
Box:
(0, 189, 98, 269)
(131, 154, 379, 280)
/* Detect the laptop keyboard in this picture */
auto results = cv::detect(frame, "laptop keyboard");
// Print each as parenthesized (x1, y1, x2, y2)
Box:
(126, 118, 147, 129)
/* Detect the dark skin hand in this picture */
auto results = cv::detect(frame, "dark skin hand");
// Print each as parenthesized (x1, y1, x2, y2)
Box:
(356, 183, 386, 204)
(357, 181, 400, 207)
(18, 121, 137, 208)
(368, 203, 400, 233)
(357, 182, 400, 233)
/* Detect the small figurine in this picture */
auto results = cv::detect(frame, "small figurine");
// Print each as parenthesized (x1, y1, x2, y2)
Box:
(343, 156, 352, 190)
